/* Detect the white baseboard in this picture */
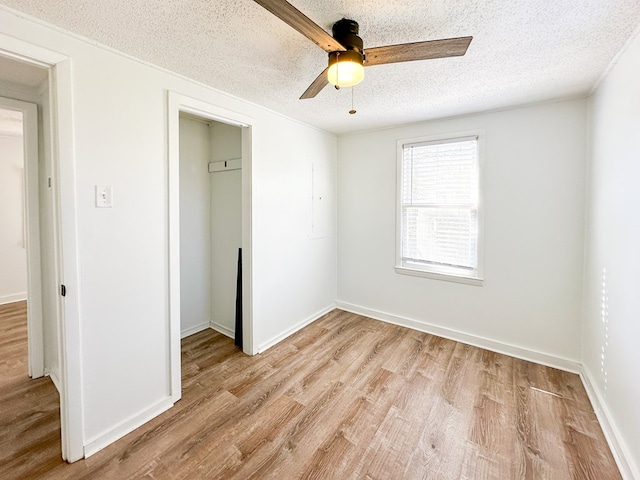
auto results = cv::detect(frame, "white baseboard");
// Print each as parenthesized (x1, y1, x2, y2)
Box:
(335, 301, 581, 374)
(0, 293, 27, 305)
(257, 304, 335, 354)
(182, 321, 235, 340)
(47, 370, 61, 395)
(580, 365, 639, 480)
(210, 321, 234, 339)
(83, 397, 173, 458)
(180, 322, 210, 339)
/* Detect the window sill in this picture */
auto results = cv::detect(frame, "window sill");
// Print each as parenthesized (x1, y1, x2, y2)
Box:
(394, 266, 483, 286)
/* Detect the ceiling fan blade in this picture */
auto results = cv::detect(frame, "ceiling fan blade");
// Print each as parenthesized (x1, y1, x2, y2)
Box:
(253, 0, 346, 53)
(300, 68, 330, 99)
(364, 36, 472, 66)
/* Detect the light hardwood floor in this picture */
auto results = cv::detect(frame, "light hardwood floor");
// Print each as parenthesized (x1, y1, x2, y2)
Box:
(0, 304, 622, 479)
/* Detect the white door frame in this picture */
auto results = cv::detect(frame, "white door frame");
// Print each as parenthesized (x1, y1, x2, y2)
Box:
(0, 35, 84, 462)
(0, 96, 44, 379)
(167, 91, 254, 402)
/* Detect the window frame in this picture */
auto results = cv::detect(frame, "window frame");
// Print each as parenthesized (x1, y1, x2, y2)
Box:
(395, 130, 485, 286)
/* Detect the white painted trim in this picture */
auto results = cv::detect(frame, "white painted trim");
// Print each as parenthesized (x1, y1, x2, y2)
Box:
(167, 93, 182, 403)
(240, 123, 254, 355)
(210, 322, 235, 339)
(181, 322, 235, 340)
(23, 98, 44, 380)
(0, 33, 64, 67)
(0, 36, 84, 463)
(83, 397, 173, 458)
(180, 322, 210, 339)
(51, 58, 85, 463)
(580, 365, 639, 480)
(167, 91, 255, 404)
(0, 293, 28, 305)
(257, 305, 335, 354)
(335, 301, 581, 373)
(394, 266, 483, 286)
(48, 370, 62, 395)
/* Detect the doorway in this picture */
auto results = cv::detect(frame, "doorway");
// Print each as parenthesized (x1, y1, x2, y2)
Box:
(0, 104, 37, 385)
(0, 95, 44, 380)
(0, 63, 61, 466)
(0, 42, 83, 461)
(179, 114, 243, 341)
(167, 92, 253, 402)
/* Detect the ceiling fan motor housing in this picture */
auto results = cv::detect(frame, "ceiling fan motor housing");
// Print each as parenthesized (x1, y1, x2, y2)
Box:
(332, 19, 363, 54)
(328, 18, 365, 84)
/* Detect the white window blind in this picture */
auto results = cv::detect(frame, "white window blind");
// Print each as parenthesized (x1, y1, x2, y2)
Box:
(399, 136, 480, 279)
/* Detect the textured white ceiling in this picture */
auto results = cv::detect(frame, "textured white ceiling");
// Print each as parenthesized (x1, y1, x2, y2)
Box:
(2, 0, 640, 134)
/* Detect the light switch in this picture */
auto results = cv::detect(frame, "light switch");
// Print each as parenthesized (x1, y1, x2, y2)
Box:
(95, 185, 113, 208)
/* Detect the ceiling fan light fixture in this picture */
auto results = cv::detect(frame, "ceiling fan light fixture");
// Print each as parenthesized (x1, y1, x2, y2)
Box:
(327, 50, 364, 88)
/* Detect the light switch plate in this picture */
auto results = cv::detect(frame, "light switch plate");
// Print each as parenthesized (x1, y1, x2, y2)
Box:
(95, 185, 113, 208)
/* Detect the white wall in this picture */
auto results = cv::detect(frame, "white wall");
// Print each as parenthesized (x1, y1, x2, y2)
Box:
(210, 122, 242, 337)
(0, 6, 337, 452)
(584, 30, 640, 478)
(253, 115, 337, 352)
(0, 130, 27, 304)
(179, 116, 212, 336)
(338, 99, 587, 364)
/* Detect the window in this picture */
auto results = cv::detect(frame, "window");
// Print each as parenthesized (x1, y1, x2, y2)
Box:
(396, 133, 483, 285)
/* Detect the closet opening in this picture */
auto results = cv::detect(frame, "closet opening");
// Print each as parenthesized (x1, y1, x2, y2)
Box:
(178, 113, 243, 344)
(167, 91, 254, 401)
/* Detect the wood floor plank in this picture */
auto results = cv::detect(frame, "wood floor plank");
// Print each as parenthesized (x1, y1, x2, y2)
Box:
(0, 301, 29, 389)
(0, 306, 623, 479)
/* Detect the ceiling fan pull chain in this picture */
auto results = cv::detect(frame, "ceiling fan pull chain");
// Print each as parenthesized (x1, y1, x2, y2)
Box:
(349, 87, 356, 115)
(335, 52, 341, 90)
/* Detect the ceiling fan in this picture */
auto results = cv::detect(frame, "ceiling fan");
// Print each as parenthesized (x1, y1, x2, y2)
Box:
(253, 0, 473, 100)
